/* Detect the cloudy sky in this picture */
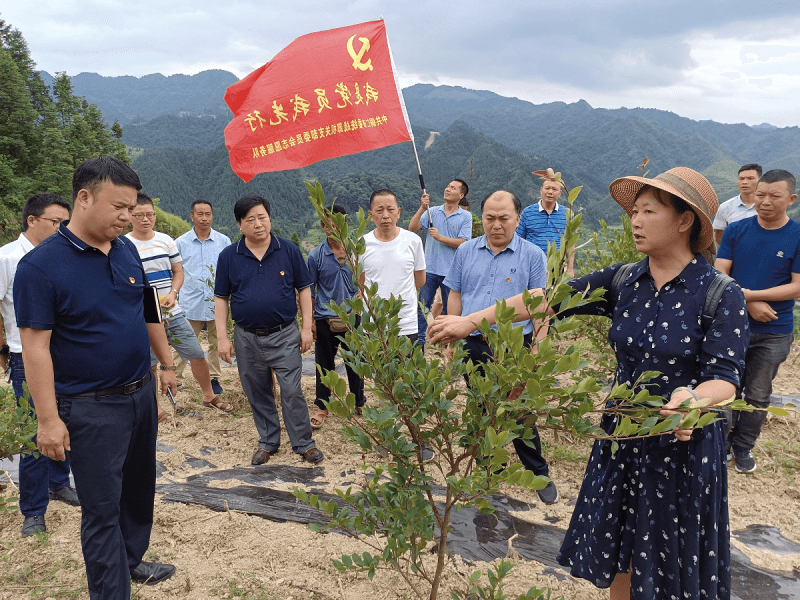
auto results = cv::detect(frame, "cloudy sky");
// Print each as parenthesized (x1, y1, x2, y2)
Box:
(4, 0, 800, 127)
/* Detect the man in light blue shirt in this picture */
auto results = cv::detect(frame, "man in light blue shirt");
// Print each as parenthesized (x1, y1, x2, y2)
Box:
(307, 205, 363, 430)
(444, 190, 558, 505)
(516, 177, 574, 276)
(174, 200, 231, 393)
(408, 179, 472, 348)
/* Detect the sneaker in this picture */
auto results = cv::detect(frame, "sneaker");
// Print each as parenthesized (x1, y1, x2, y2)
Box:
(49, 486, 80, 506)
(21, 515, 46, 537)
(733, 446, 756, 473)
(210, 378, 223, 395)
(726, 444, 733, 462)
(537, 480, 559, 505)
(420, 444, 435, 464)
(176, 383, 184, 391)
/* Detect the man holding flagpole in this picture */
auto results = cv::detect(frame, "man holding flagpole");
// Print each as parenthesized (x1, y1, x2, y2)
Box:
(408, 179, 472, 349)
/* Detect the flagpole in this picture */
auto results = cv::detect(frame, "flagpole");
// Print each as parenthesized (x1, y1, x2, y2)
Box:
(385, 22, 433, 226)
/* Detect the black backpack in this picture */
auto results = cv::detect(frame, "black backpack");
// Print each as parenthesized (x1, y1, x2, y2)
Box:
(610, 263, 735, 333)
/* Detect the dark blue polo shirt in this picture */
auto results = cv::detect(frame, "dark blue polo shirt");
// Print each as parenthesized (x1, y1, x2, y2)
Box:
(14, 223, 151, 396)
(214, 235, 312, 330)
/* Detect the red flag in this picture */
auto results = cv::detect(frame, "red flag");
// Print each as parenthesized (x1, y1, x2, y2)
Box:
(224, 19, 412, 183)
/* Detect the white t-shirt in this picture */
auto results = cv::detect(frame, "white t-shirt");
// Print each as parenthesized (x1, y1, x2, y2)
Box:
(0, 233, 34, 352)
(125, 231, 183, 318)
(362, 229, 426, 335)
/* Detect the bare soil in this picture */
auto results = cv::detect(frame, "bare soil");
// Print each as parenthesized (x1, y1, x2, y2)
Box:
(1, 343, 799, 599)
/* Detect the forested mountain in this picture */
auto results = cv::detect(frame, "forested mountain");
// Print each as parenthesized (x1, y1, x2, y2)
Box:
(42, 70, 800, 238)
(131, 122, 584, 240)
(39, 69, 236, 125)
(0, 20, 129, 243)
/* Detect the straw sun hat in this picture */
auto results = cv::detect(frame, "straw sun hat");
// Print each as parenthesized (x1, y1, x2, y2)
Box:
(608, 167, 719, 252)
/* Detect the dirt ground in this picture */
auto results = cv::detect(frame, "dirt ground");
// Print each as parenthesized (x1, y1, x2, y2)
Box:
(1, 342, 799, 600)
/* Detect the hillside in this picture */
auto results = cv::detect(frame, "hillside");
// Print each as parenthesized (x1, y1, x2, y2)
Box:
(39, 69, 236, 125)
(50, 71, 800, 235)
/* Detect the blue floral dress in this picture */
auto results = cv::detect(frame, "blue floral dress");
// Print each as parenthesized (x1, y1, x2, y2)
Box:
(556, 256, 749, 600)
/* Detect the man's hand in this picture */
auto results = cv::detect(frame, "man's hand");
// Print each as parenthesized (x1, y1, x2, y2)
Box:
(300, 328, 313, 353)
(37, 419, 70, 461)
(429, 227, 441, 242)
(219, 337, 234, 364)
(0, 353, 7, 372)
(160, 290, 177, 310)
(428, 315, 475, 345)
(420, 193, 430, 210)
(159, 370, 177, 397)
(747, 300, 778, 322)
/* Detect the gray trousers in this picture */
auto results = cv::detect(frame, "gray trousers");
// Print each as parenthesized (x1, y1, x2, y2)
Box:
(233, 324, 315, 454)
(728, 332, 793, 451)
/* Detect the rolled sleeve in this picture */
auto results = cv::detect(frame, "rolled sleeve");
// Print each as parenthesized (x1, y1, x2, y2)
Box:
(699, 282, 749, 386)
(290, 245, 312, 290)
(457, 214, 472, 240)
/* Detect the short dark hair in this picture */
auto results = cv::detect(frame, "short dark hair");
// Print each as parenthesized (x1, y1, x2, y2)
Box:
(191, 199, 213, 213)
(480, 190, 521, 216)
(234, 193, 271, 222)
(738, 163, 763, 177)
(22, 193, 71, 232)
(453, 178, 469, 198)
(136, 192, 154, 207)
(759, 169, 796, 195)
(72, 156, 141, 201)
(324, 204, 348, 217)
(369, 189, 397, 208)
(458, 196, 470, 209)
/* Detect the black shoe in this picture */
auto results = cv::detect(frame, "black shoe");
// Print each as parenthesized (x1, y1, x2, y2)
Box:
(251, 448, 277, 465)
(302, 447, 324, 464)
(21, 515, 46, 537)
(537, 480, 559, 505)
(130, 560, 176, 585)
(176, 383, 184, 391)
(49, 486, 80, 506)
(211, 378, 223, 395)
(733, 446, 757, 473)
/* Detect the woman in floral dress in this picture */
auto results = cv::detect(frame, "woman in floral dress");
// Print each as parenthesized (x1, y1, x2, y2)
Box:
(429, 167, 749, 600)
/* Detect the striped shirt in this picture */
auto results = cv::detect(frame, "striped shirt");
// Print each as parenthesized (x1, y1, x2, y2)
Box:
(126, 231, 183, 317)
(516, 201, 567, 255)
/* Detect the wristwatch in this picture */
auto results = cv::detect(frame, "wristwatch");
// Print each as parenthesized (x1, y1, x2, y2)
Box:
(159, 364, 177, 371)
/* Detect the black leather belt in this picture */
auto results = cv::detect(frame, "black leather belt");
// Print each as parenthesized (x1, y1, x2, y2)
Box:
(68, 371, 153, 398)
(243, 322, 292, 337)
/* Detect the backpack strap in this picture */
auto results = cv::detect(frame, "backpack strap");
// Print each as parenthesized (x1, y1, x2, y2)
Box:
(702, 271, 735, 333)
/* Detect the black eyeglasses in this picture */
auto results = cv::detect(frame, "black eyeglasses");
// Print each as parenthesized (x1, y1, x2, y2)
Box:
(36, 217, 64, 228)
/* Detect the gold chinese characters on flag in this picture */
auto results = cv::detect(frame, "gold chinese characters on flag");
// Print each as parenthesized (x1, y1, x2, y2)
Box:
(224, 19, 412, 182)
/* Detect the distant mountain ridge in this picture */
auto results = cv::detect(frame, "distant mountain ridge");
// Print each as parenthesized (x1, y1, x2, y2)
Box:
(48, 70, 800, 235)
(39, 69, 236, 125)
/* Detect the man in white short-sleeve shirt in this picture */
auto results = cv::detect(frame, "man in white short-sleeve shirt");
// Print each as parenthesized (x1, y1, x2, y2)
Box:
(713, 163, 762, 245)
(361, 189, 426, 340)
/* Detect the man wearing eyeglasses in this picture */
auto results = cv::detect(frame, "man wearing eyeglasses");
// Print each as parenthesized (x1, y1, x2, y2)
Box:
(126, 193, 231, 413)
(0, 193, 78, 538)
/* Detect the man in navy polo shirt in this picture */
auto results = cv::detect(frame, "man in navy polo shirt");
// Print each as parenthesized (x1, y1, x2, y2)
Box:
(14, 156, 178, 599)
(214, 194, 323, 466)
(443, 190, 559, 505)
(409, 179, 472, 348)
(516, 176, 574, 276)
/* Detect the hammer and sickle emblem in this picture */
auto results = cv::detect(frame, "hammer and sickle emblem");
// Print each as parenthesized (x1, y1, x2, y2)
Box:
(347, 35, 374, 71)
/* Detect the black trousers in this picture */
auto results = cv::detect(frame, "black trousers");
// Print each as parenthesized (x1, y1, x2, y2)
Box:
(58, 377, 158, 600)
(314, 317, 365, 410)
(463, 333, 549, 476)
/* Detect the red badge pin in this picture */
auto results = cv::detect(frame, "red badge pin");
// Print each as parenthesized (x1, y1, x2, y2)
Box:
(129, 277, 135, 284)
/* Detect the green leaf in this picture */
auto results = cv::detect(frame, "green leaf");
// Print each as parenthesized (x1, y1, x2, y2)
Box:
(767, 406, 791, 417)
